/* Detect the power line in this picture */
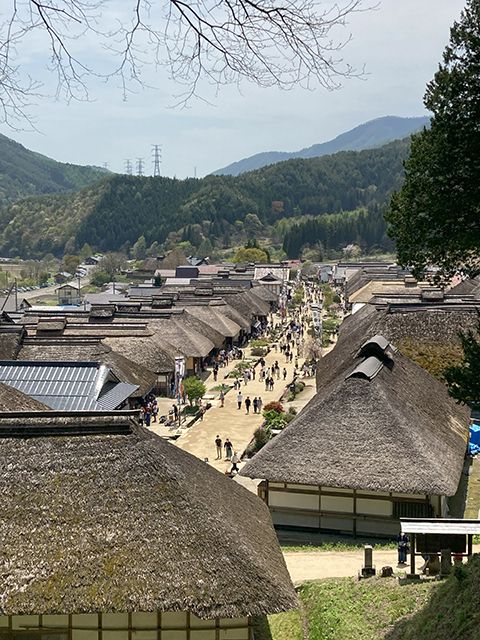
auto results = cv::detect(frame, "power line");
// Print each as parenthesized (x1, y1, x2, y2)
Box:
(152, 144, 162, 177)
(136, 157, 144, 176)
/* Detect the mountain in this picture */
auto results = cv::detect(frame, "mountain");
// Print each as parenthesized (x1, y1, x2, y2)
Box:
(0, 133, 109, 204)
(212, 115, 429, 176)
(0, 138, 410, 259)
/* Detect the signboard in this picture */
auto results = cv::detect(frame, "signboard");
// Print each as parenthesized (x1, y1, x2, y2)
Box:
(416, 534, 466, 554)
(311, 303, 322, 335)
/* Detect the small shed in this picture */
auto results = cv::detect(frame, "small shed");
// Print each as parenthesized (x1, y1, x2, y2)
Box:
(400, 518, 480, 576)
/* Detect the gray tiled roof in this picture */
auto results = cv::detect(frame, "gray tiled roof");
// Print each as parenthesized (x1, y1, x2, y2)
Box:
(0, 361, 138, 411)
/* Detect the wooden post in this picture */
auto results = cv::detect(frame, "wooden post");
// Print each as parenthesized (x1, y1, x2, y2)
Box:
(410, 533, 416, 576)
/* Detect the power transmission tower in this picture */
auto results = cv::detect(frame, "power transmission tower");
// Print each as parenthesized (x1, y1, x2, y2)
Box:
(136, 157, 144, 176)
(103, 162, 109, 170)
(152, 144, 162, 177)
(124, 159, 133, 175)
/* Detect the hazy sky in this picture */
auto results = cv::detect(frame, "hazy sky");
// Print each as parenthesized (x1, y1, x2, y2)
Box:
(4, 0, 466, 177)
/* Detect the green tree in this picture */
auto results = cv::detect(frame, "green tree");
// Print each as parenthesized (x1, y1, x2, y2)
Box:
(183, 376, 206, 406)
(444, 317, 480, 407)
(387, 1, 480, 281)
(99, 252, 126, 278)
(132, 235, 147, 260)
(79, 243, 93, 260)
(233, 247, 269, 263)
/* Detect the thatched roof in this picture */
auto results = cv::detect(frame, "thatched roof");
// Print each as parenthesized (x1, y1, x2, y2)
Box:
(104, 335, 175, 374)
(0, 382, 50, 412)
(222, 291, 270, 322)
(344, 303, 480, 379)
(251, 284, 279, 303)
(185, 306, 241, 339)
(18, 339, 156, 397)
(448, 276, 480, 298)
(214, 301, 251, 330)
(241, 333, 469, 495)
(150, 314, 215, 358)
(0, 414, 297, 617)
(0, 326, 24, 360)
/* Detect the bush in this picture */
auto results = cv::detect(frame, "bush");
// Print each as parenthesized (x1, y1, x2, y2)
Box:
(250, 338, 269, 347)
(263, 401, 284, 414)
(234, 361, 252, 373)
(251, 347, 267, 357)
(288, 406, 298, 415)
(183, 376, 206, 406)
(253, 426, 271, 452)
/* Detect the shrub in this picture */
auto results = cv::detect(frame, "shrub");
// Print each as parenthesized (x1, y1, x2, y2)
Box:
(263, 401, 284, 414)
(250, 338, 269, 347)
(253, 426, 271, 451)
(288, 406, 298, 415)
(183, 376, 206, 406)
(251, 347, 267, 357)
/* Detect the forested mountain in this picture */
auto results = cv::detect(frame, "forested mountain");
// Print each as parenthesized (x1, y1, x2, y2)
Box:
(0, 133, 108, 204)
(212, 115, 428, 176)
(0, 138, 411, 259)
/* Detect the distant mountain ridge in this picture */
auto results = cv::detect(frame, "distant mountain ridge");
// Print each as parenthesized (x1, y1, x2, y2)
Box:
(0, 133, 109, 205)
(212, 115, 429, 176)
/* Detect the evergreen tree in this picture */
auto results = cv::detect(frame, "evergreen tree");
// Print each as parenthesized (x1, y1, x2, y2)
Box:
(444, 315, 480, 406)
(387, 1, 480, 280)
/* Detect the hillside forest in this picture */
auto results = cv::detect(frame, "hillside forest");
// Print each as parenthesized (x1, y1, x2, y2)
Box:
(0, 138, 410, 261)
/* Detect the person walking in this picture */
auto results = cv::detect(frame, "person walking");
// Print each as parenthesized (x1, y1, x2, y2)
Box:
(231, 451, 240, 473)
(224, 438, 233, 460)
(219, 390, 225, 407)
(237, 391, 243, 410)
(215, 435, 223, 459)
(253, 397, 259, 414)
(199, 405, 205, 421)
(257, 397, 263, 414)
(213, 365, 218, 382)
(283, 367, 287, 380)
(245, 396, 251, 414)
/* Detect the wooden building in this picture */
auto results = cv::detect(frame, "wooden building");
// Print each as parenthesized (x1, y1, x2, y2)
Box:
(241, 334, 469, 537)
(0, 412, 297, 636)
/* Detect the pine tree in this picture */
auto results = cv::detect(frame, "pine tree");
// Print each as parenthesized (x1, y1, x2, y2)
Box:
(387, 0, 480, 280)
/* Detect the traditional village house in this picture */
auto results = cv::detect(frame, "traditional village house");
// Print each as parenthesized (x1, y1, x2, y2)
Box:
(56, 283, 82, 306)
(0, 411, 297, 636)
(241, 333, 469, 537)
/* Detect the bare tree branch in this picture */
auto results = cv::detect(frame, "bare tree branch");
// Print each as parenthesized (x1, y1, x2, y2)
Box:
(0, 0, 373, 124)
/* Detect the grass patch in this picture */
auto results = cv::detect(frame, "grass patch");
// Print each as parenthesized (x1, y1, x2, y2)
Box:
(464, 457, 480, 519)
(211, 384, 231, 392)
(252, 611, 303, 640)
(300, 576, 435, 640)
(282, 541, 396, 553)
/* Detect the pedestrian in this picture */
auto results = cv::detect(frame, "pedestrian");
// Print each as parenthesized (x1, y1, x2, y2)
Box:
(397, 532, 409, 565)
(265, 377, 269, 391)
(224, 438, 233, 460)
(152, 402, 158, 423)
(213, 366, 218, 382)
(283, 367, 287, 380)
(139, 406, 145, 426)
(245, 396, 251, 414)
(231, 451, 240, 473)
(253, 396, 259, 414)
(145, 408, 151, 427)
(252, 367, 256, 380)
(215, 435, 223, 459)
(257, 397, 263, 413)
(269, 377, 275, 391)
(243, 370, 248, 386)
(172, 403, 178, 420)
(219, 390, 225, 407)
(199, 405, 205, 421)
(237, 391, 243, 410)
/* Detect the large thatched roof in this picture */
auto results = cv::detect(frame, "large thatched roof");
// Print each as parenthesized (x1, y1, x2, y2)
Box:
(185, 305, 241, 339)
(241, 333, 469, 495)
(0, 414, 296, 617)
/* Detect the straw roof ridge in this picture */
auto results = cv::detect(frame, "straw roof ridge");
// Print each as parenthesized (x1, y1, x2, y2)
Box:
(241, 331, 469, 495)
(0, 416, 297, 617)
(185, 306, 241, 339)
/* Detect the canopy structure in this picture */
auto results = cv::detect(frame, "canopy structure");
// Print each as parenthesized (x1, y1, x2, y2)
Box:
(400, 518, 480, 576)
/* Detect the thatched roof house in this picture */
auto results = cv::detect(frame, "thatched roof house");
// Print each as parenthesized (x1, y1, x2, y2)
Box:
(0, 413, 296, 620)
(241, 333, 469, 536)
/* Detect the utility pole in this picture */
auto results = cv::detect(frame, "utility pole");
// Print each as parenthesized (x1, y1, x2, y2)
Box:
(124, 159, 133, 175)
(152, 144, 162, 177)
(136, 158, 144, 176)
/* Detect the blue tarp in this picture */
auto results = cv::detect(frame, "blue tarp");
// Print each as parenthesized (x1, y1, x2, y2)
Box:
(468, 423, 480, 455)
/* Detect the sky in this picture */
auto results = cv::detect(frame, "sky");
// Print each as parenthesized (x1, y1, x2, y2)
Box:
(2, 0, 467, 178)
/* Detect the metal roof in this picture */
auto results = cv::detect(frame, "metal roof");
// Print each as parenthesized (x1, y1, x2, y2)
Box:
(401, 518, 480, 535)
(0, 361, 137, 411)
(345, 356, 384, 381)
